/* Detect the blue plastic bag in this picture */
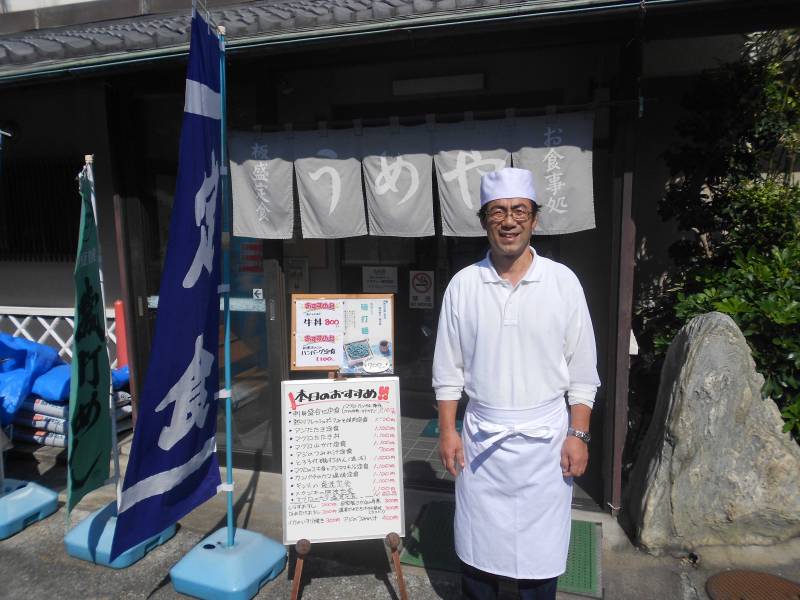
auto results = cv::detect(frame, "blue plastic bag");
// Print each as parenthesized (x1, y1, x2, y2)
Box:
(0, 333, 64, 425)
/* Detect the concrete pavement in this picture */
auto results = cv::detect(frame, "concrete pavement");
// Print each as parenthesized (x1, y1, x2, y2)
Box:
(2, 438, 799, 600)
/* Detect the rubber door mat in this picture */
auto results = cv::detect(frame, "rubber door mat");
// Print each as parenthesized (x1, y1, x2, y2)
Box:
(558, 519, 602, 598)
(400, 501, 602, 598)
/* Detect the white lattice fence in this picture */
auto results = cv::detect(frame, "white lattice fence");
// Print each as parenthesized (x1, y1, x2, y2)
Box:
(0, 306, 118, 368)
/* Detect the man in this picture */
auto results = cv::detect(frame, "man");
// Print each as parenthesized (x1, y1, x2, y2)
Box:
(432, 167, 600, 600)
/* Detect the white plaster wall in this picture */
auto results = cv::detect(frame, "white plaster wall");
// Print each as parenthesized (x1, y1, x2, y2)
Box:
(0, 0, 101, 12)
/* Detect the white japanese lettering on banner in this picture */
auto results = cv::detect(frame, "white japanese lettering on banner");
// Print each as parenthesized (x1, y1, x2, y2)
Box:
(434, 121, 511, 236)
(154, 334, 214, 451)
(511, 112, 596, 235)
(362, 125, 434, 237)
(230, 131, 294, 239)
(294, 130, 367, 239)
(183, 150, 219, 288)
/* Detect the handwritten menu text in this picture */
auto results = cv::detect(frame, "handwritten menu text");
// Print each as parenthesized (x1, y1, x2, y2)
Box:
(281, 377, 404, 544)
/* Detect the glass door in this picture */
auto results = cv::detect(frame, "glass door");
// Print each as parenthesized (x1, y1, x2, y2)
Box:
(215, 242, 287, 472)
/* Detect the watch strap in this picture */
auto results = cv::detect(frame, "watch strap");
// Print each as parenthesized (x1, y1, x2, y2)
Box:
(567, 427, 591, 443)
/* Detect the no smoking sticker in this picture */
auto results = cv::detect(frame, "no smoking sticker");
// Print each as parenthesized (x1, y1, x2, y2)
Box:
(409, 270, 434, 309)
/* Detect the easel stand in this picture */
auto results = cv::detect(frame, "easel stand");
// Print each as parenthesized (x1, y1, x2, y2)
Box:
(290, 539, 311, 600)
(289, 534, 408, 600)
(386, 532, 409, 600)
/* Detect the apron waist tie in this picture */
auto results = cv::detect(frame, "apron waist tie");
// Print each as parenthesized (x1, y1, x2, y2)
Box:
(472, 419, 555, 453)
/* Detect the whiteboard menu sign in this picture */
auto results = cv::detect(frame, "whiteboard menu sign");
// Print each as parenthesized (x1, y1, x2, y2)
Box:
(292, 294, 394, 374)
(281, 377, 404, 544)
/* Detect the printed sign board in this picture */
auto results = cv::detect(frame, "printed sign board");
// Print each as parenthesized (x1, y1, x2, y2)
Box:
(409, 270, 434, 309)
(362, 266, 398, 293)
(281, 377, 404, 544)
(292, 294, 394, 374)
(285, 257, 309, 293)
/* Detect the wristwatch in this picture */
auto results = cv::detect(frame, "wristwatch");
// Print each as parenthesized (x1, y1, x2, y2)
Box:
(567, 427, 591, 443)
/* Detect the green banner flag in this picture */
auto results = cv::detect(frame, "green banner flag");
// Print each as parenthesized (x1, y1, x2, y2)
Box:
(67, 163, 111, 514)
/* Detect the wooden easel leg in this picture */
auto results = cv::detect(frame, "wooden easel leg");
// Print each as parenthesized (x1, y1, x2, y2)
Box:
(291, 539, 311, 600)
(385, 532, 409, 600)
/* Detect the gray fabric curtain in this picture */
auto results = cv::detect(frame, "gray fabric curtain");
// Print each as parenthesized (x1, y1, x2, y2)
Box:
(511, 112, 596, 235)
(362, 124, 435, 237)
(229, 112, 595, 240)
(230, 130, 295, 240)
(294, 129, 368, 239)
(434, 120, 511, 236)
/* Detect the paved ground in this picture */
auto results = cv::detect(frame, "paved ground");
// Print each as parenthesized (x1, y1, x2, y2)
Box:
(2, 440, 799, 600)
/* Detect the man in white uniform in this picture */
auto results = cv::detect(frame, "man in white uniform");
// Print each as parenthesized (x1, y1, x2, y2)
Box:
(433, 167, 600, 599)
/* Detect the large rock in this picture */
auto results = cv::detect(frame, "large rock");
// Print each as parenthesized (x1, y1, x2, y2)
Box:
(624, 312, 800, 553)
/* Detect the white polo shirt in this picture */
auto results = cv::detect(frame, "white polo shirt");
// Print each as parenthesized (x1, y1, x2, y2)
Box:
(432, 248, 600, 409)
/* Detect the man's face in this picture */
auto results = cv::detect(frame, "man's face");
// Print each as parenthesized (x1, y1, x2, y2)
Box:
(482, 197, 537, 260)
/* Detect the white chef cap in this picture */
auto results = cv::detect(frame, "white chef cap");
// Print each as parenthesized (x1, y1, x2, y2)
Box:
(480, 167, 537, 207)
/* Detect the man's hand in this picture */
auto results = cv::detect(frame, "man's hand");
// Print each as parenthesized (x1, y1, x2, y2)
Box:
(437, 399, 463, 476)
(560, 435, 588, 478)
(439, 428, 464, 477)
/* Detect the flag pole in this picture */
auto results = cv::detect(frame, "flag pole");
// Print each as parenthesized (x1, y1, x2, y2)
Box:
(0, 128, 10, 184)
(0, 424, 6, 496)
(0, 129, 9, 495)
(168, 11, 287, 595)
(218, 24, 235, 550)
(84, 155, 122, 498)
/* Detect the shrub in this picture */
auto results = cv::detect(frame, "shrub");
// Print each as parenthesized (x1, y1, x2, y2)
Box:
(633, 30, 800, 442)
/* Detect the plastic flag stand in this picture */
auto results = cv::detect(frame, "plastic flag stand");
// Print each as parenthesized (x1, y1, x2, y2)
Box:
(0, 478, 58, 540)
(1, 420, 58, 540)
(170, 527, 287, 600)
(64, 500, 176, 568)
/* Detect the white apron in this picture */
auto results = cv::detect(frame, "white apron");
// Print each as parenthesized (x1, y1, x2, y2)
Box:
(455, 399, 572, 579)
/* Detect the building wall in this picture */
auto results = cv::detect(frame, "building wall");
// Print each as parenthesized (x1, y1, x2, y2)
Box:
(632, 34, 746, 316)
(0, 79, 120, 308)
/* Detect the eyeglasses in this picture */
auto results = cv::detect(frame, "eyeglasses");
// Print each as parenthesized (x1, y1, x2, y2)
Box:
(485, 206, 534, 223)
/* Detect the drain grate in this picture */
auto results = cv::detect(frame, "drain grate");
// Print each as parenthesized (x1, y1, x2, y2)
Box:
(707, 569, 800, 600)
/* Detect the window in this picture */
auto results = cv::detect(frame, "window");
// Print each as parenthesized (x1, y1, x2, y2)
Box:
(0, 157, 82, 261)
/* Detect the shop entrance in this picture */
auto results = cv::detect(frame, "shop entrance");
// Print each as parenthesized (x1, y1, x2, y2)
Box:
(276, 232, 606, 509)
(214, 246, 288, 472)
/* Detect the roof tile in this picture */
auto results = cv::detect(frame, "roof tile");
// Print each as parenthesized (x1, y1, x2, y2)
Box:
(45, 34, 94, 57)
(21, 37, 63, 59)
(0, 0, 586, 73)
(1, 40, 36, 64)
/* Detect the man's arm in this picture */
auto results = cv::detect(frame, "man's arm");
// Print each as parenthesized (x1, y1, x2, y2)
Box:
(432, 284, 465, 477)
(560, 403, 590, 477)
(438, 399, 463, 477)
(561, 281, 599, 478)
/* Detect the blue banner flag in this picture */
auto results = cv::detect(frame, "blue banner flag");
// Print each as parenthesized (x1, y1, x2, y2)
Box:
(111, 11, 222, 561)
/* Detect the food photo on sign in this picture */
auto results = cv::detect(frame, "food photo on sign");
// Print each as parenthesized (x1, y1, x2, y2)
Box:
(292, 294, 395, 375)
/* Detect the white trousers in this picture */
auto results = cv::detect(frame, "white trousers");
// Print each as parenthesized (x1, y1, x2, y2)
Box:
(455, 399, 572, 579)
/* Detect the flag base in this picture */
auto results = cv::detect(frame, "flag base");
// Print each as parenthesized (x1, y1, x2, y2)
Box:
(0, 478, 58, 540)
(64, 501, 176, 569)
(170, 527, 287, 600)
